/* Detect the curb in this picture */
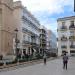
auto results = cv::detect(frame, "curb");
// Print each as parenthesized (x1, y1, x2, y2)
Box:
(0, 57, 57, 72)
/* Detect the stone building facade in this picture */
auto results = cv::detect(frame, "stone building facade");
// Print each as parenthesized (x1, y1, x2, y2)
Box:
(13, 1, 40, 56)
(57, 16, 75, 56)
(0, 0, 14, 56)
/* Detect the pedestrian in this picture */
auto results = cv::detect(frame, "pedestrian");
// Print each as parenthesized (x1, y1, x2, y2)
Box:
(26, 54, 29, 61)
(62, 53, 69, 70)
(43, 54, 47, 65)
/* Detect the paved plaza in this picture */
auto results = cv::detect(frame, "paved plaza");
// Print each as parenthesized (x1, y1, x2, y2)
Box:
(0, 57, 75, 75)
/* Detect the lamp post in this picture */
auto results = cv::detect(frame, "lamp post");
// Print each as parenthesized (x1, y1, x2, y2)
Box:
(14, 28, 18, 58)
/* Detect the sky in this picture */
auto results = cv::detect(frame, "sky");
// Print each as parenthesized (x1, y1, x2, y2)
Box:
(14, 0, 74, 36)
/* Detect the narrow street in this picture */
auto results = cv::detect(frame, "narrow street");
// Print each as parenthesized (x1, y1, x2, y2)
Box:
(0, 57, 75, 75)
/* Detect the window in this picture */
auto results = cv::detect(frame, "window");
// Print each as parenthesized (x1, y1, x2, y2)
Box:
(28, 36, 30, 42)
(61, 22, 67, 29)
(70, 31, 74, 36)
(70, 50, 75, 53)
(62, 22, 65, 26)
(61, 45, 67, 48)
(70, 31, 74, 34)
(23, 34, 26, 40)
(70, 21, 74, 26)
(62, 51, 66, 53)
(70, 41, 73, 45)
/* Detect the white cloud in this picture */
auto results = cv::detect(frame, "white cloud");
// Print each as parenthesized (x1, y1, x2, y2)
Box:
(14, 0, 73, 36)
(14, 0, 73, 14)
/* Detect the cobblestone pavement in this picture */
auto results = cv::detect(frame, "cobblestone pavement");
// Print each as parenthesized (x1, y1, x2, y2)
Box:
(0, 57, 75, 75)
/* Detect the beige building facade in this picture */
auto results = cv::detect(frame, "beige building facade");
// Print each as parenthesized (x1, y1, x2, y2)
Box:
(0, 0, 14, 56)
(0, 0, 57, 58)
(57, 16, 75, 56)
(0, 0, 40, 57)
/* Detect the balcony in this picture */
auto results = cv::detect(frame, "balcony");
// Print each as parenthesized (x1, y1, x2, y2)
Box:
(61, 36, 67, 41)
(40, 33, 46, 36)
(40, 40, 46, 44)
(62, 50, 67, 54)
(31, 42, 36, 45)
(15, 39, 20, 43)
(22, 40, 31, 45)
(69, 36, 75, 41)
(40, 44, 46, 48)
(69, 25, 75, 30)
(40, 37, 46, 40)
(41, 29, 46, 34)
(60, 26, 67, 31)
(61, 45, 67, 49)
(31, 42, 40, 48)
(70, 45, 75, 48)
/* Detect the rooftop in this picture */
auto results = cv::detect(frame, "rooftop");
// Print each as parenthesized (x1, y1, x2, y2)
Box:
(57, 16, 75, 21)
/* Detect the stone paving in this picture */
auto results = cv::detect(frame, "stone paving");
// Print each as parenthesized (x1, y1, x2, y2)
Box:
(0, 57, 75, 75)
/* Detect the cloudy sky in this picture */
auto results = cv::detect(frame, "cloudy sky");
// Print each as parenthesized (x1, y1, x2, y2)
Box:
(14, 0, 74, 36)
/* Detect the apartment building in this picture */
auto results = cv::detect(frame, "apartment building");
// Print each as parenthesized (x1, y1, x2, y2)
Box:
(0, 0, 57, 58)
(46, 30, 51, 51)
(39, 25, 47, 55)
(13, 1, 40, 56)
(46, 30, 57, 54)
(57, 16, 75, 56)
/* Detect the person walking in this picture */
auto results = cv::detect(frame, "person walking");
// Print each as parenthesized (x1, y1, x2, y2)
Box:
(62, 53, 69, 70)
(43, 54, 47, 65)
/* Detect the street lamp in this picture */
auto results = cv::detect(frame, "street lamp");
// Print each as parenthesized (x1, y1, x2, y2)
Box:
(14, 28, 18, 58)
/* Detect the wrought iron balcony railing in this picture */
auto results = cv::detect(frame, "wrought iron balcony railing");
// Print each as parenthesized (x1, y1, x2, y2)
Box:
(61, 36, 67, 41)
(22, 40, 31, 45)
(61, 45, 67, 48)
(69, 36, 75, 41)
(60, 26, 67, 31)
(70, 45, 75, 48)
(62, 50, 67, 54)
(15, 39, 20, 43)
(40, 37, 46, 40)
(69, 25, 75, 30)
(31, 42, 40, 47)
(31, 42, 36, 45)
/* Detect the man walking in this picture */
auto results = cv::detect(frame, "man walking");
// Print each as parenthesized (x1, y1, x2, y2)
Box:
(63, 53, 69, 70)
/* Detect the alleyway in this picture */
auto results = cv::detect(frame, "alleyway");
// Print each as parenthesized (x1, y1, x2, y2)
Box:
(0, 57, 75, 75)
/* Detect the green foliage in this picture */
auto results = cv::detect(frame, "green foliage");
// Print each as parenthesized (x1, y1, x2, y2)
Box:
(35, 53, 43, 59)
(6, 58, 17, 65)
(50, 53, 57, 57)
